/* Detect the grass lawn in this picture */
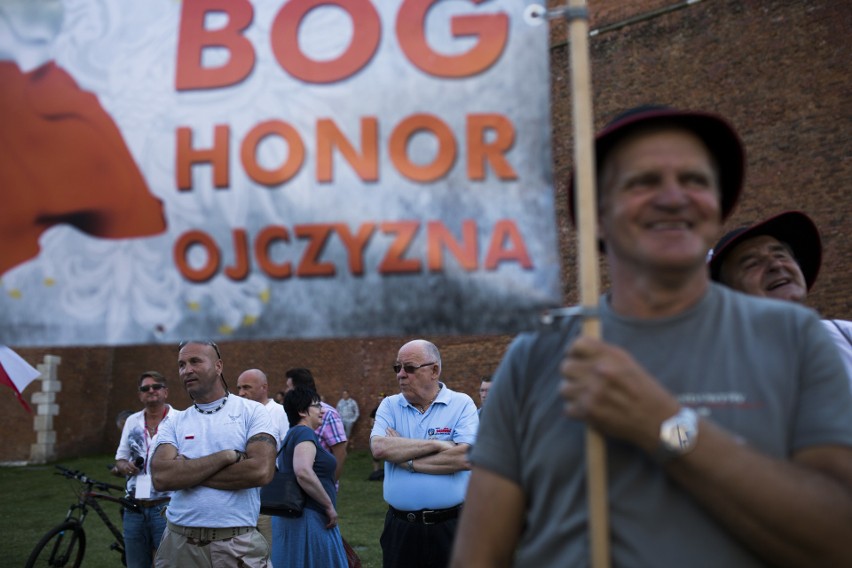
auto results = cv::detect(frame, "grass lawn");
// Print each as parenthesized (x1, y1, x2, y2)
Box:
(2, 449, 386, 567)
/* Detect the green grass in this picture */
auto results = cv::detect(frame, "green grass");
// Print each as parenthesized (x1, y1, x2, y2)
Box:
(2, 450, 386, 567)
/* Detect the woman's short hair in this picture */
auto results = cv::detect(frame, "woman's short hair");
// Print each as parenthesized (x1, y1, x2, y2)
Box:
(283, 387, 320, 427)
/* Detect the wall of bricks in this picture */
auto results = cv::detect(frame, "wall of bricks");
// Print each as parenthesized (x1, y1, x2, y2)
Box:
(1, 0, 848, 463)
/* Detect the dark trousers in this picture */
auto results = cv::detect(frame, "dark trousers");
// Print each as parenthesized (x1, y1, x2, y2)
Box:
(380, 509, 458, 568)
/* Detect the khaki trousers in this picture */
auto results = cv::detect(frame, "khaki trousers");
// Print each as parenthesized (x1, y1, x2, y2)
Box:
(154, 524, 269, 567)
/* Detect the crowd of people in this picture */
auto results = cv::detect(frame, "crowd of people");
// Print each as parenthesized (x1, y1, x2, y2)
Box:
(110, 105, 852, 568)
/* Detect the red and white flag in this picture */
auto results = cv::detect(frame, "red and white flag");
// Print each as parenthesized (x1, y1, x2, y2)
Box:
(0, 345, 40, 413)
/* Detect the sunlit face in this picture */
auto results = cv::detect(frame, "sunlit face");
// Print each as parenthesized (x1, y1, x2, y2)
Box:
(237, 371, 267, 403)
(719, 235, 807, 303)
(599, 128, 722, 276)
(478, 380, 491, 406)
(178, 343, 223, 403)
(395, 343, 439, 406)
(138, 376, 167, 406)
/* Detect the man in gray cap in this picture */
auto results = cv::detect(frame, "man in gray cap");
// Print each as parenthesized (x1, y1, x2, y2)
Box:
(451, 106, 852, 567)
(708, 210, 852, 387)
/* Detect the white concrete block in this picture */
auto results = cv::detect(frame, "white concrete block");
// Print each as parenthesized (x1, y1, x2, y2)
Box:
(30, 443, 55, 464)
(37, 431, 57, 444)
(31, 392, 56, 404)
(37, 403, 60, 416)
(40, 380, 62, 393)
(34, 415, 54, 431)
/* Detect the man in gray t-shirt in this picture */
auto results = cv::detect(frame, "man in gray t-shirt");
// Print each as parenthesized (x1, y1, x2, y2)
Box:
(450, 106, 852, 567)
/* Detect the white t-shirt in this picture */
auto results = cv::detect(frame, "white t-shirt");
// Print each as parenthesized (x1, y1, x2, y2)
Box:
(156, 394, 274, 528)
(115, 405, 179, 501)
(264, 398, 289, 449)
(823, 319, 852, 391)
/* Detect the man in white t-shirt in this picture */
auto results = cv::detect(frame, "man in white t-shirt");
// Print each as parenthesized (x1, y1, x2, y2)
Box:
(151, 341, 276, 567)
(113, 371, 179, 568)
(237, 368, 289, 545)
(709, 210, 852, 388)
(238, 368, 289, 447)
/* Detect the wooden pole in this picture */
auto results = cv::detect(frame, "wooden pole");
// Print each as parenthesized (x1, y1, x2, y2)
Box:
(564, 1, 610, 566)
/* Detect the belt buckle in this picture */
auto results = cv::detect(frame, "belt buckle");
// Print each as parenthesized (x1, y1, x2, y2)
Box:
(422, 509, 436, 525)
(406, 512, 417, 523)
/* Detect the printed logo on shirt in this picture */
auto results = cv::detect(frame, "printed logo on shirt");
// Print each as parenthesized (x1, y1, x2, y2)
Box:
(428, 427, 453, 437)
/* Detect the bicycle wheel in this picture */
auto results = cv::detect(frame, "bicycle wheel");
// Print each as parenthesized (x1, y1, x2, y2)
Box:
(25, 521, 86, 568)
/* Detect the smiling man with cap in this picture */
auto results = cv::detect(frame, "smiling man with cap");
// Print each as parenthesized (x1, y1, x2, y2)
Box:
(451, 106, 852, 567)
(709, 210, 852, 387)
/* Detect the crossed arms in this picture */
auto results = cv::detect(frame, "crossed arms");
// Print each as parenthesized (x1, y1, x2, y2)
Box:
(370, 427, 471, 474)
(151, 432, 276, 491)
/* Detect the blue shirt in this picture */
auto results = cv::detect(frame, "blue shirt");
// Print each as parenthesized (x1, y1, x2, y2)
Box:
(371, 382, 478, 510)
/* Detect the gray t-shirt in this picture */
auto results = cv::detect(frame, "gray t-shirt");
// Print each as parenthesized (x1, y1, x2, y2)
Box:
(472, 284, 852, 567)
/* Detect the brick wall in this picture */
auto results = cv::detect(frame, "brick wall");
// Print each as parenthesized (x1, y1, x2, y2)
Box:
(2, 0, 848, 462)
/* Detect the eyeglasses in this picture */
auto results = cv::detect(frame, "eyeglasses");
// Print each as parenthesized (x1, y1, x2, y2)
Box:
(309, 402, 322, 409)
(179, 339, 221, 359)
(393, 362, 436, 374)
(139, 384, 166, 392)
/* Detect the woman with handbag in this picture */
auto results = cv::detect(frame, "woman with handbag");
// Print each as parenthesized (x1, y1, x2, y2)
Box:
(271, 387, 348, 567)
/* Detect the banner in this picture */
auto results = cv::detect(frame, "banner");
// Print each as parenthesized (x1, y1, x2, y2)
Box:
(0, 0, 560, 347)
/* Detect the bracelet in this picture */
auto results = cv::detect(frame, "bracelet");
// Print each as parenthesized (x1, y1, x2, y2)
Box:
(407, 458, 415, 473)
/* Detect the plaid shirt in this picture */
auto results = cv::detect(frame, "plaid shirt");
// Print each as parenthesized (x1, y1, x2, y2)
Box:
(316, 401, 347, 452)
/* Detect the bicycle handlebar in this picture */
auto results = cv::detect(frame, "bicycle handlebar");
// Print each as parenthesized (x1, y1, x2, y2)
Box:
(55, 465, 127, 493)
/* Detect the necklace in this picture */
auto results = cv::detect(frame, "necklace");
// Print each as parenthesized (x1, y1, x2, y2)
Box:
(194, 393, 228, 415)
(414, 386, 441, 414)
(145, 406, 168, 436)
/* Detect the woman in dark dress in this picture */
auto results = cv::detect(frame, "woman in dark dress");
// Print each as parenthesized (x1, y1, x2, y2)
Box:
(271, 387, 347, 567)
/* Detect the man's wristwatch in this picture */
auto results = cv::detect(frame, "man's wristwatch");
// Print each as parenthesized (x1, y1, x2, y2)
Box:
(406, 459, 415, 473)
(656, 407, 699, 462)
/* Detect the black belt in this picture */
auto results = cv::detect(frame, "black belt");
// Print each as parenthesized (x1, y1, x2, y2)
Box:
(389, 504, 462, 525)
(137, 498, 170, 509)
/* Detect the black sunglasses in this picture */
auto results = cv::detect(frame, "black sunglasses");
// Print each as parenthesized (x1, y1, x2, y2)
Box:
(139, 384, 166, 392)
(393, 362, 436, 374)
(179, 339, 221, 359)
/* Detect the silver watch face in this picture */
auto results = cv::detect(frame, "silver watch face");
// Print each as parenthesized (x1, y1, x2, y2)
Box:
(662, 424, 691, 451)
(660, 408, 698, 454)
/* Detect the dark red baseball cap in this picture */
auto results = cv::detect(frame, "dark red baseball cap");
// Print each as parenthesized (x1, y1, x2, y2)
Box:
(707, 211, 822, 290)
(568, 105, 745, 223)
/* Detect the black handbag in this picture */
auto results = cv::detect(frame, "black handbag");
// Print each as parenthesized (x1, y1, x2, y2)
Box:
(260, 431, 306, 517)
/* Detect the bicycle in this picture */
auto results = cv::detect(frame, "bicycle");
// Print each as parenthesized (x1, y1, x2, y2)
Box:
(25, 465, 141, 567)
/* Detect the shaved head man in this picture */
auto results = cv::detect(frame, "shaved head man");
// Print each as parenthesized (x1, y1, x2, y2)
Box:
(237, 368, 289, 546)
(238, 369, 271, 405)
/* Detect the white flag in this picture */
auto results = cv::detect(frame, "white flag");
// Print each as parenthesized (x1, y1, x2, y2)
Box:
(0, 345, 41, 413)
